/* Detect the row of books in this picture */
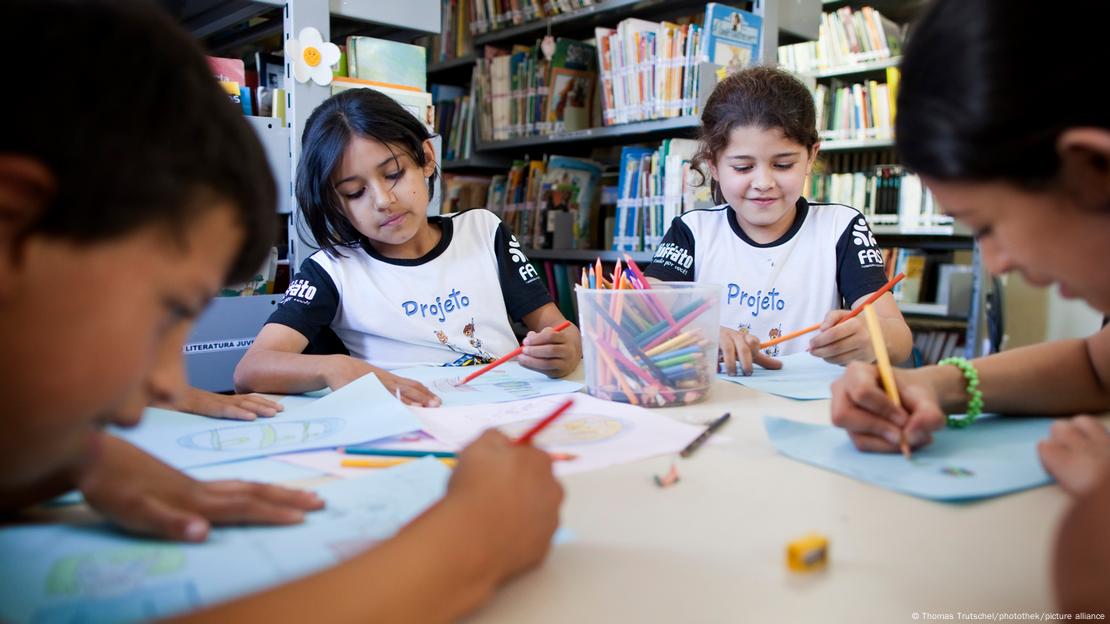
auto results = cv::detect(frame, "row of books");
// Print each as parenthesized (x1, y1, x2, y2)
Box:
(808, 166, 950, 230)
(431, 84, 477, 161)
(912, 329, 965, 366)
(884, 248, 973, 312)
(613, 139, 710, 253)
(778, 5, 904, 74)
(814, 67, 900, 142)
(536, 260, 588, 322)
(594, 16, 706, 125)
(443, 175, 492, 214)
(468, 0, 597, 36)
(418, 0, 475, 65)
(483, 156, 603, 249)
(476, 38, 598, 141)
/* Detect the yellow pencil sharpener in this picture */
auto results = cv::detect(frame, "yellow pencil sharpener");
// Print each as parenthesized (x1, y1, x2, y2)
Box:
(786, 533, 828, 572)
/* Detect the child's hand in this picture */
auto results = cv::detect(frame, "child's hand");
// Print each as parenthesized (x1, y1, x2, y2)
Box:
(325, 355, 440, 407)
(830, 362, 946, 452)
(808, 309, 874, 364)
(155, 387, 284, 421)
(519, 324, 582, 378)
(444, 430, 563, 581)
(1037, 415, 1110, 497)
(78, 434, 324, 542)
(719, 326, 781, 376)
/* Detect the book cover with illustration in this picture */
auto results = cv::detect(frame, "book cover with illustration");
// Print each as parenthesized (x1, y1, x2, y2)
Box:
(703, 3, 763, 74)
(545, 39, 597, 133)
(539, 157, 602, 249)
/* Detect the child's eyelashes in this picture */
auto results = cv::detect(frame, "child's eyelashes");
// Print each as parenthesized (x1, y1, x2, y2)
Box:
(728, 163, 796, 173)
(344, 188, 366, 200)
(384, 170, 404, 182)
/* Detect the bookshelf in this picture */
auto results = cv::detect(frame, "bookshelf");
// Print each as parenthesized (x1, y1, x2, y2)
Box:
(476, 115, 702, 151)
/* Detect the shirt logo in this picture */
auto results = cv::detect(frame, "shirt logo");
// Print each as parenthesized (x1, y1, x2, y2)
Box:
(507, 234, 539, 282)
(852, 218, 884, 268)
(653, 242, 694, 272)
(282, 279, 317, 303)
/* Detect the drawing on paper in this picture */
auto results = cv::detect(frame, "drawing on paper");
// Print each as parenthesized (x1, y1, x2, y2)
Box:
(46, 546, 185, 597)
(177, 418, 344, 452)
(498, 415, 628, 446)
(940, 466, 975, 478)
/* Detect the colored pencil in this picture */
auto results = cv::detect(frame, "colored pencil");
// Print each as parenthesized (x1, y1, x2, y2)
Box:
(342, 457, 458, 468)
(624, 254, 678, 327)
(642, 300, 714, 350)
(457, 320, 573, 385)
(343, 448, 456, 458)
(679, 412, 731, 458)
(862, 304, 910, 459)
(514, 398, 575, 445)
(758, 272, 906, 350)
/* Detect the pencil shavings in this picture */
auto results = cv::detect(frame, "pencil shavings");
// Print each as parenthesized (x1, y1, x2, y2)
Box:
(653, 462, 681, 488)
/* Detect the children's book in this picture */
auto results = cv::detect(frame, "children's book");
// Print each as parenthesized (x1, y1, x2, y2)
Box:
(330, 77, 434, 131)
(703, 3, 763, 74)
(545, 39, 597, 133)
(346, 36, 427, 91)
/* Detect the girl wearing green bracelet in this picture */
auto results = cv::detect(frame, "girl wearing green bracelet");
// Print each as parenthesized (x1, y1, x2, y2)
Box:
(830, 0, 1110, 492)
(829, 0, 1110, 612)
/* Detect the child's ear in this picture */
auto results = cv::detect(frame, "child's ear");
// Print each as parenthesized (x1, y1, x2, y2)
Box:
(0, 156, 55, 291)
(1057, 128, 1110, 213)
(422, 139, 437, 178)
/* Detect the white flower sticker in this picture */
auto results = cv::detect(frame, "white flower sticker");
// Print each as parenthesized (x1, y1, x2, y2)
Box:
(285, 27, 341, 86)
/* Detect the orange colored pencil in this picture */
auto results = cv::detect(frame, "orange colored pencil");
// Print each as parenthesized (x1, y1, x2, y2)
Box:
(457, 320, 573, 385)
(759, 273, 906, 350)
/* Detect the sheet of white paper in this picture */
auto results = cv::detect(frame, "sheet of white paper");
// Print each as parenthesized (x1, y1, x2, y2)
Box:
(413, 393, 705, 475)
(186, 457, 326, 483)
(719, 352, 845, 400)
(109, 374, 420, 469)
(391, 362, 583, 406)
(764, 415, 1056, 501)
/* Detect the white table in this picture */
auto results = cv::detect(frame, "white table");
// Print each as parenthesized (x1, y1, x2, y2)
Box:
(467, 373, 1067, 623)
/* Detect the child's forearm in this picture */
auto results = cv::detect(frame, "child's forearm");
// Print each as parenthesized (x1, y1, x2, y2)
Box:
(170, 497, 503, 624)
(233, 351, 342, 394)
(878, 314, 914, 364)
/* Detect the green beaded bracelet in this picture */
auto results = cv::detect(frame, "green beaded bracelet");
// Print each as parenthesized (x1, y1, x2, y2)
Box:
(937, 356, 982, 428)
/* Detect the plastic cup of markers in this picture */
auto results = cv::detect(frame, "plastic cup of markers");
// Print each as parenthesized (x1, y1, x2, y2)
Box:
(576, 283, 722, 408)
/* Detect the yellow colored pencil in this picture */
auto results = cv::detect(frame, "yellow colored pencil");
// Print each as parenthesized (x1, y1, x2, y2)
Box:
(862, 304, 910, 459)
(341, 457, 457, 469)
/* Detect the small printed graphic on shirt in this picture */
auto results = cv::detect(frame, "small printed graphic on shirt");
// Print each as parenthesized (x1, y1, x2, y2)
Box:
(852, 217, 884, 268)
(763, 325, 782, 358)
(507, 234, 541, 284)
(282, 278, 317, 304)
(651, 242, 694, 277)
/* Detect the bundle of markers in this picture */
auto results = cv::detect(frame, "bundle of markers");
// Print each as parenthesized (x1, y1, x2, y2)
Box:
(575, 256, 721, 407)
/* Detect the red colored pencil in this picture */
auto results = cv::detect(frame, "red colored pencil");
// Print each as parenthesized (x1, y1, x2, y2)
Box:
(514, 398, 575, 445)
(456, 320, 573, 385)
(758, 272, 906, 349)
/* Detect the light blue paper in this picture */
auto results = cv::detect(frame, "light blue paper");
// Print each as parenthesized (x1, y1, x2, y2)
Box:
(0, 459, 451, 624)
(109, 374, 421, 469)
(719, 352, 845, 400)
(764, 415, 1056, 501)
(185, 457, 325, 483)
(391, 362, 583, 406)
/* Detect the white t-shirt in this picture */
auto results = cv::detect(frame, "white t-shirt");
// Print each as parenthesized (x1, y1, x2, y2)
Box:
(268, 208, 552, 369)
(644, 199, 888, 357)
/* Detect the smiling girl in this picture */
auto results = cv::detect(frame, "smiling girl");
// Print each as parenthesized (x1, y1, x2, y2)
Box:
(644, 66, 911, 375)
(235, 89, 581, 405)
